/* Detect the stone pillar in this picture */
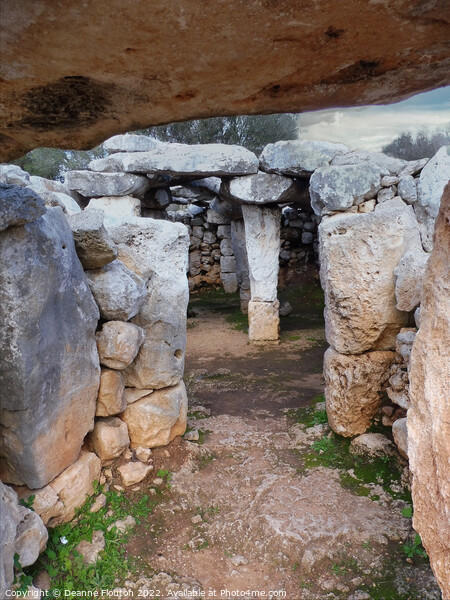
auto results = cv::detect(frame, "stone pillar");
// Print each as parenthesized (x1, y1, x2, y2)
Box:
(242, 205, 281, 341)
(230, 219, 251, 313)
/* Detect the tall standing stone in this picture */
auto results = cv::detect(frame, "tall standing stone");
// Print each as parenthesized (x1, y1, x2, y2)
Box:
(0, 207, 100, 488)
(408, 183, 450, 598)
(230, 220, 251, 313)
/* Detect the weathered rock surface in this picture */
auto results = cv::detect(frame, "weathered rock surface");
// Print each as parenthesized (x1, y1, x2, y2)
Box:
(92, 144, 259, 179)
(65, 170, 151, 198)
(23, 451, 102, 527)
(86, 196, 141, 222)
(0, 481, 47, 597)
(331, 150, 406, 175)
(90, 417, 130, 460)
(392, 417, 408, 459)
(310, 164, 383, 215)
(260, 140, 348, 177)
(96, 321, 146, 370)
(415, 145, 450, 252)
(117, 461, 152, 486)
(68, 208, 118, 269)
(397, 175, 417, 204)
(221, 171, 300, 205)
(85, 260, 146, 321)
(394, 249, 429, 312)
(103, 134, 161, 154)
(210, 197, 242, 221)
(27, 184, 81, 215)
(230, 219, 251, 312)
(0, 164, 30, 186)
(350, 433, 396, 459)
(248, 300, 280, 341)
(74, 530, 105, 565)
(408, 183, 450, 597)
(325, 347, 395, 437)
(319, 201, 421, 354)
(121, 382, 188, 448)
(142, 187, 171, 209)
(96, 369, 126, 416)
(0, 207, 100, 488)
(242, 205, 281, 302)
(0, 183, 46, 231)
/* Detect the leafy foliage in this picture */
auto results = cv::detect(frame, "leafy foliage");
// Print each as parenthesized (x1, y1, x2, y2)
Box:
(136, 113, 300, 155)
(382, 128, 450, 160)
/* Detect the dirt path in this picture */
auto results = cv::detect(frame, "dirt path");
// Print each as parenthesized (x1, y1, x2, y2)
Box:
(120, 281, 440, 600)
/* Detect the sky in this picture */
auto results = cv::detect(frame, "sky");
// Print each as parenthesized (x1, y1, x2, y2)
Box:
(298, 86, 450, 152)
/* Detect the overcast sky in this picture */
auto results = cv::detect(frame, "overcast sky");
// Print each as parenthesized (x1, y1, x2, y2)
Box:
(298, 86, 450, 151)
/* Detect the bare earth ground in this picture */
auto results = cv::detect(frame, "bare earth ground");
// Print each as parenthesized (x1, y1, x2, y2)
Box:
(110, 278, 440, 600)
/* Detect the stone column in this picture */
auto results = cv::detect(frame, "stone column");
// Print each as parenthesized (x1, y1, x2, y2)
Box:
(230, 219, 251, 313)
(242, 205, 281, 341)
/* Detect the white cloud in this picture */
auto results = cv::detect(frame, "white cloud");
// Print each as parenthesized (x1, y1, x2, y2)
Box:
(298, 90, 450, 151)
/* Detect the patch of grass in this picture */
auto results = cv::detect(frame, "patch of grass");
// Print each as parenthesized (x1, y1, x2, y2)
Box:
(24, 484, 159, 593)
(403, 534, 428, 559)
(225, 310, 248, 332)
(187, 320, 197, 329)
(302, 432, 410, 501)
(286, 393, 326, 427)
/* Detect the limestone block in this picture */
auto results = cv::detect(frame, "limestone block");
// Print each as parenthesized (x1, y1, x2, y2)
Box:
(74, 530, 105, 565)
(319, 201, 421, 354)
(220, 238, 234, 256)
(220, 171, 300, 205)
(408, 182, 450, 598)
(221, 272, 238, 293)
(96, 369, 126, 416)
(242, 205, 281, 302)
(0, 183, 45, 232)
(220, 255, 236, 273)
(0, 482, 47, 597)
(96, 321, 146, 370)
(85, 260, 146, 321)
(392, 418, 408, 459)
(120, 381, 188, 448)
(68, 208, 118, 269)
(101, 143, 259, 178)
(203, 230, 216, 244)
(376, 186, 395, 203)
(260, 140, 348, 177)
(103, 133, 161, 154)
(230, 219, 250, 291)
(29, 175, 78, 200)
(86, 196, 141, 222)
(0, 207, 100, 488)
(217, 225, 231, 239)
(350, 433, 396, 459)
(331, 150, 406, 175)
(207, 208, 230, 225)
(310, 163, 383, 215)
(324, 347, 395, 437)
(248, 300, 280, 341)
(416, 145, 450, 251)
(124, 388, 154, 405)
(394, 250, 429, 312)
(171, 184, 215, 203)
(65, 170, 151, 198)
(117, 462, 152, 486)
(90, 417, 130, 460)
(28, 187, 81, 215)
(397, 176, 417, 204)
(0, 164, 30, 186)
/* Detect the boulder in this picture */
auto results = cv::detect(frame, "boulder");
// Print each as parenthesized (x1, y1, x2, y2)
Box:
(96, 321, 146, 370)
(0, 481, 47, 598)
(86, 196, 141, 222)
(331, 150, 406, 175)
(408, 182, 450, 598)
(242, 204, 281, 302)
(65, 170, 151, 198)
(319, 201, 421, 354)
(85, 260, 146, 321)
(29, 175, 78, 200)
(394, 249, 429, 312)
(392, 418, 408, 460)
(0, 164, 30, 186)
(74, 530, 105, 565)
(96, 369, 126, 417)
(120, 381, 188, 448)
(221, 272, 238, 294)
(103, 134, 161, 154)
(68, 208, 118, 269)
(124, 388, 154, 405)
(0, 183, 46, 232)
(90, 417, 130, 460)
(220, 171, 300, 205)
(220, 255, 236, 273)
(350, 433, 397, 459)
(248, 300, 280, 341)
(207, 208, 231, 225)
(23, 451, 102, 527)
(28, 187, 81, 215)
(325, 347, 395, 437)
(259, 140, 348, 177)
(415, 145, 450, 252)
(117, 462, 152, 486)
(397, 175, 417, 204)
(98, 143, 259, 178)
(0, 207, 100, 488)
(310, 163, 383, 215)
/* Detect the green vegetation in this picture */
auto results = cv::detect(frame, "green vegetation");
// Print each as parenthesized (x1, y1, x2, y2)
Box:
(382, 127, 450, 161)
(225, 310, 248, 332)
(286, 393, 326, 427)
(12, 146, 106, 180)
(23, 484, 159, 593)
(403, 533, 428, 559)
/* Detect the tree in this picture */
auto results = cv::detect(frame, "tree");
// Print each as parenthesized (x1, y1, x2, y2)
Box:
(382, 128, 450, 161)
(137, 113, 300, 155)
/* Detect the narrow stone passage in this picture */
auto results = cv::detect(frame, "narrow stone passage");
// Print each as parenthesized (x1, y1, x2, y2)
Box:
(109, 280, 440, 599)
